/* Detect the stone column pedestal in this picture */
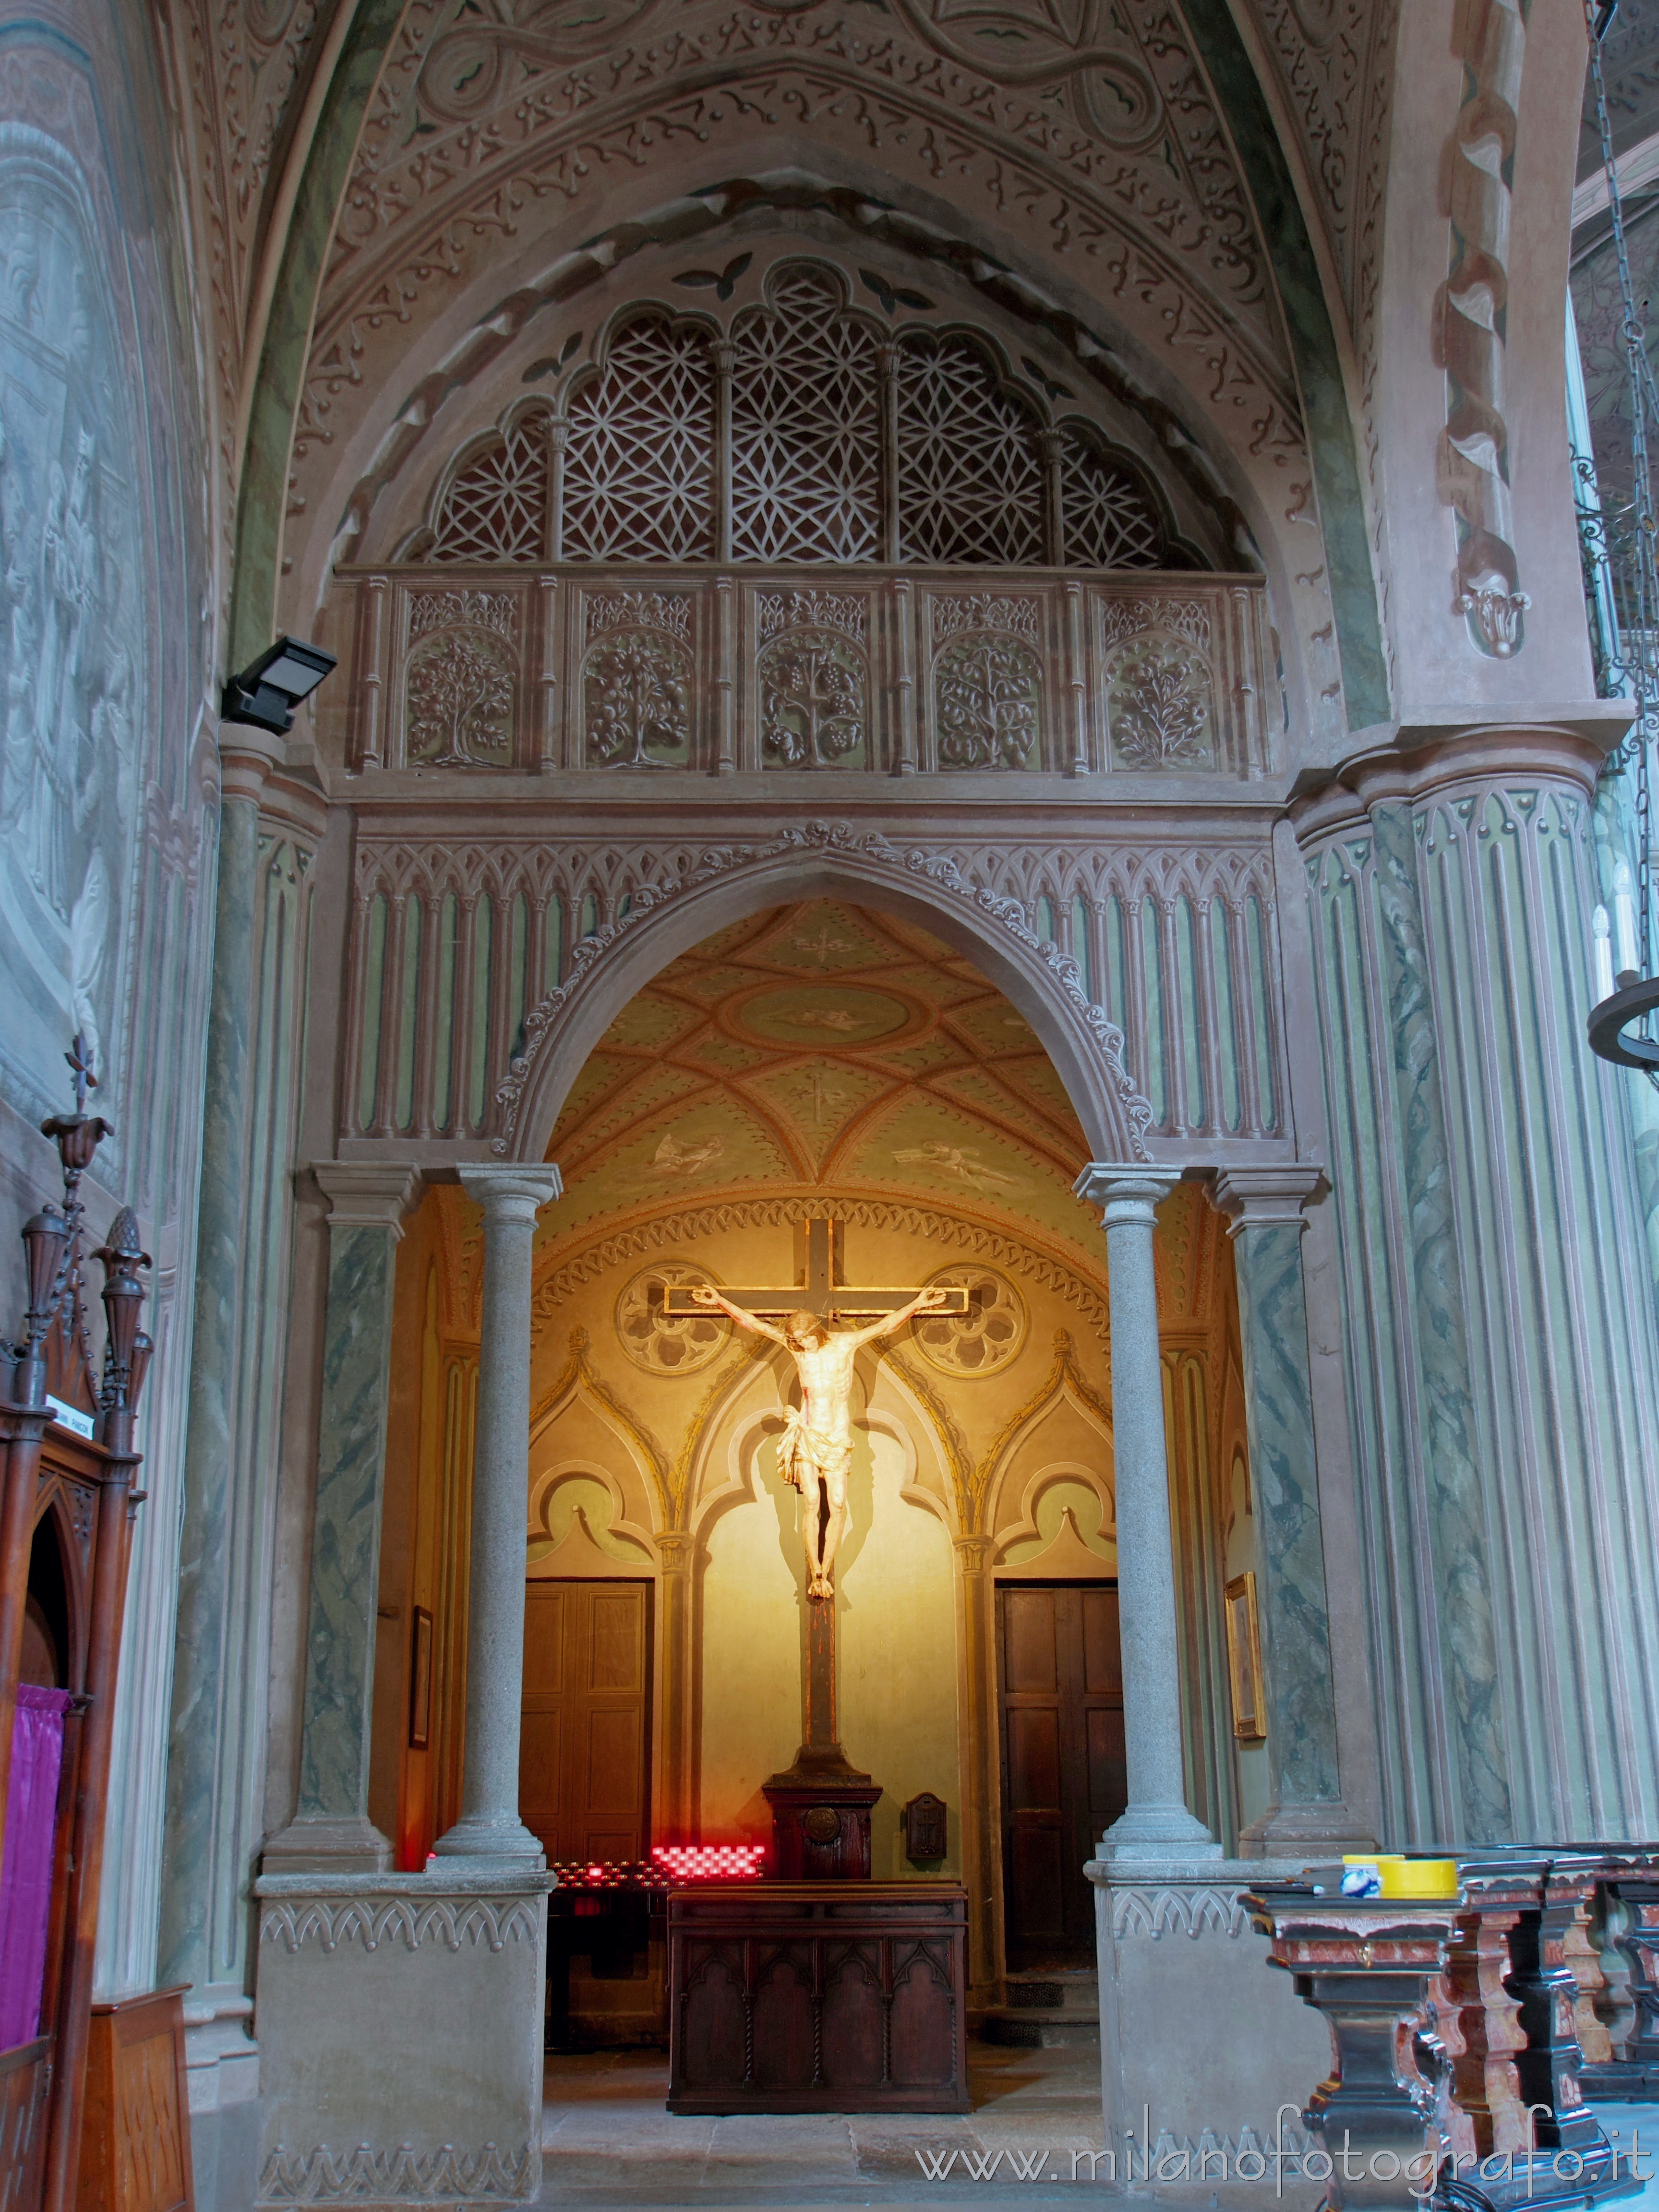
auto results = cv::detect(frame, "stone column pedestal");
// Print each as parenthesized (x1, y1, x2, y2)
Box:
(252, 1870, 554, 2203)
(433, 1164, 562, 1866)
(1088, 1856, 1333, 2199)
(1074, 1166, 1218, 1860)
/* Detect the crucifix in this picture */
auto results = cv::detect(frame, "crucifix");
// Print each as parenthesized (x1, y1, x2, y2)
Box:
(665, 1221, 966, 1868)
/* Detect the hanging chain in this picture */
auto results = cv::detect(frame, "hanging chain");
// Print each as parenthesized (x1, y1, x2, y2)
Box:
(1583, 0, 1658, 996)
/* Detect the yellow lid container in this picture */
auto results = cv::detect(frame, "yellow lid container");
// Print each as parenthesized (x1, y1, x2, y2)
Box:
(1379, 1857, 1458, 1899)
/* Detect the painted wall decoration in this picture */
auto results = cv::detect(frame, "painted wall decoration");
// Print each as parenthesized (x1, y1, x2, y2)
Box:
(0, 27, 219, 2013)
(0, 124, 145, 1101)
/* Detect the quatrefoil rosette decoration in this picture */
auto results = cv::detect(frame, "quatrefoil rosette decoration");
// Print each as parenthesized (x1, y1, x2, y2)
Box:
(910, 1267, 1026, 1377)
(615, 1262, 731, 1374)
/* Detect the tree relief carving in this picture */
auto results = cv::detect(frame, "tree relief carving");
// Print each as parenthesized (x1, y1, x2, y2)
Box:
(584, 634, 691, 767)
(760, 632, 866, 769)
(933, 635, 1041, 769)
(405, 628, 517, 767)
(1106, 636, 1215, 772)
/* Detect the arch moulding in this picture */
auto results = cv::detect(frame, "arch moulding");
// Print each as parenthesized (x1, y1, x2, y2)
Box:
(493, 818, 1157, 1166)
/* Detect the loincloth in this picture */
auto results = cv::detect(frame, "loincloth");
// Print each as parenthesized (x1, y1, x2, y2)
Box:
(778, 1408, 853, 1495)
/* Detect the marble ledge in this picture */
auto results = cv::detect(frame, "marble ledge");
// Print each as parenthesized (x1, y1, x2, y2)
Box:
(1086, 1857, 1323, 1887)
(255, 1869, 557, 1900)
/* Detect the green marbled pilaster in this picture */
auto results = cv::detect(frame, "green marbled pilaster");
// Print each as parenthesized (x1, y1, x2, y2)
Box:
(1363, 804, 1511, 1842)
(1229, 1222, 1340, 1808)
(295, 1222, 402, 1822)
(160, 787, 261, 1986)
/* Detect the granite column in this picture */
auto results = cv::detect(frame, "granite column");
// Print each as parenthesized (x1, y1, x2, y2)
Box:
(433, 1165, 562, 1865)
(264, 1163, 422, 1869)
(1074, 1166, 1217, 1858)
(1214, 1166, 1363, 1853)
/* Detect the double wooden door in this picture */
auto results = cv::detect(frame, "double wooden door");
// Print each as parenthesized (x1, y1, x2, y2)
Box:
(996, 1582, 1125, 1967)
(520, 1580, 652, 1864)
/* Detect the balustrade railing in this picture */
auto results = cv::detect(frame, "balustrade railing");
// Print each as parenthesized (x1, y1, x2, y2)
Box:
(336, 565, 1272, 782)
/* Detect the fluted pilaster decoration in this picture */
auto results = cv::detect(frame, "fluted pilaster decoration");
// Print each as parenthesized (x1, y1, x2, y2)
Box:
(161, 772, 325, 2082)
(1075, 1166, 1218, 1859)
(1296, 731, 1659, 1845)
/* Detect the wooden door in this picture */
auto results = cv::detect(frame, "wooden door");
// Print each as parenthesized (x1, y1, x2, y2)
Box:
(996, 1582, 1125, 1967)
(520, 1581, 652, 1864)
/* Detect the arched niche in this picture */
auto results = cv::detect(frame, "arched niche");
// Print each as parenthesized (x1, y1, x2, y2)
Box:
(504, 843, 1154, 1166)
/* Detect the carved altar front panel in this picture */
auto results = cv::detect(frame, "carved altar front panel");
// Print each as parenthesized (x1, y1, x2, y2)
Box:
(341, 566, 1271, 782)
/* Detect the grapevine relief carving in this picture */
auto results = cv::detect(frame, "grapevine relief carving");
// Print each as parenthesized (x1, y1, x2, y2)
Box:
(933, 637, 1041, 769)
(761, 633, 866, 768)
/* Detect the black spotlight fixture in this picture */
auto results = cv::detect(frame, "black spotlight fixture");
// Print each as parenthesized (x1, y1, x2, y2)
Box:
(221, 636, 337, 734)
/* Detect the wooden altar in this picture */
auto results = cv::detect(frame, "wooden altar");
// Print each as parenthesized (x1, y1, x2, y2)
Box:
(667, 1881, 970, 2113)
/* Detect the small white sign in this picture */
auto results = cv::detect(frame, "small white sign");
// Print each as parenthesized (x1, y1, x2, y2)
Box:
(46, 1394, 95, 1439)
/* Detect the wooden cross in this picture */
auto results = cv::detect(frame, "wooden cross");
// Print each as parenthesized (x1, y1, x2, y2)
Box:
(661, 1218, 967, 1321)
(664, 1219, 965, 1822)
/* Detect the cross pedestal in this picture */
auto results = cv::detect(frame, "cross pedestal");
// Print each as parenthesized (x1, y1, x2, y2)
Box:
(764, 1596, 881, 1877)
(667, 1219, 964, 1880)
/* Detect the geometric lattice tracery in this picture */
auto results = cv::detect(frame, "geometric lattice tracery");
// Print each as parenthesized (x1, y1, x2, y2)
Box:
(1060, 425, 1164, 570)
(430, 412, 548, 562)
(730, 265, 881, 563)
(562, 319, 715, 562)
(894, 333, 1046, 566)
(421, 259, 1177, 571)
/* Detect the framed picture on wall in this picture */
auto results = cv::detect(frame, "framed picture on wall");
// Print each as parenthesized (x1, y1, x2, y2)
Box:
(1224, 1573, 1265, 1742)
(409, 1606, 434, 1750)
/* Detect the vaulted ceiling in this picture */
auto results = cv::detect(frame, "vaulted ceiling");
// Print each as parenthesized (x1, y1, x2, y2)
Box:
(167, 0, 1397, 736)
(540, 898, 1105, 1271)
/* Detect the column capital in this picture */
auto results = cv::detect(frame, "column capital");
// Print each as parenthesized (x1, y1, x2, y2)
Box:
(655, 1530, 697, 1571)
(458, 1163, 563, 1227)
(1072, 1163, 1181, 1227)
(1212, 1165, 1325, 1238)
(312, 1161, 424, 1237)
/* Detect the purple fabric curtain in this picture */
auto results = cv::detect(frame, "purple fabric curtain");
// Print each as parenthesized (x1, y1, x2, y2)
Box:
(0, 1685, 70, 2052)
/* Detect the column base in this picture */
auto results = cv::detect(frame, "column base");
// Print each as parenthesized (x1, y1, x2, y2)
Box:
(1237, 1802, 1377, 1859)
(262, 1813, 392, 1874)
(1097, 1801, 1222, 1860)
(431, 1812, 547, 1869)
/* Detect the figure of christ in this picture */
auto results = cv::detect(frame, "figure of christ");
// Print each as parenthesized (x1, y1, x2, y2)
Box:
(690, 1285, 954, 1599)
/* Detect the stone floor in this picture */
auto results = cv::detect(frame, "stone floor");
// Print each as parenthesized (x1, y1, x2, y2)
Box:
(534, 2039, 1115, 2207)
(533, 2053, 1659, 2212)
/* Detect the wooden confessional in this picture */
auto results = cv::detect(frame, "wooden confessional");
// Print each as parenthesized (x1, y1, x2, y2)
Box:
(0, 1053, 188, 2212)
